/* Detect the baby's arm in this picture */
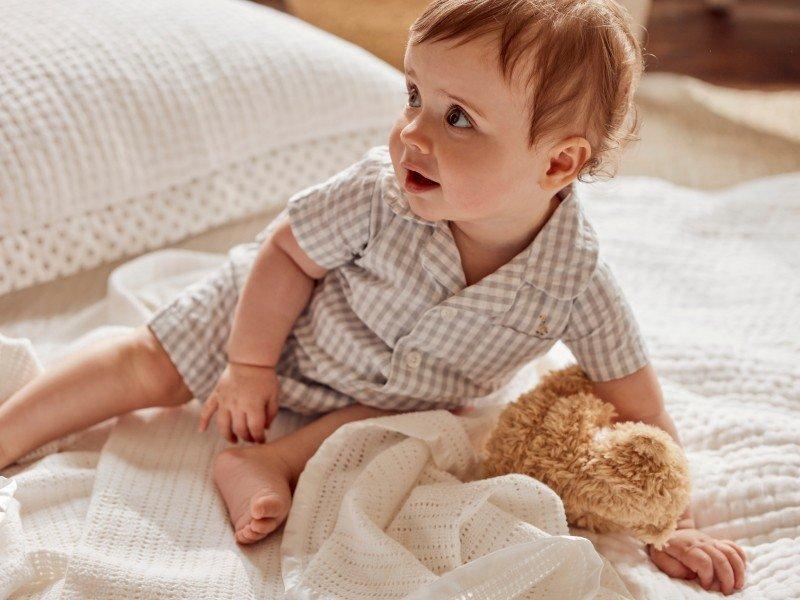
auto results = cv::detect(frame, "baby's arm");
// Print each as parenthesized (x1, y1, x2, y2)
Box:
(591, 364, 747, 594)
(561, 259, 746, 593)
(225, 212, 327, 366)
(199, 149, 384, 443)
(198, 212, 328, 443)
(591, 363, 685, 508)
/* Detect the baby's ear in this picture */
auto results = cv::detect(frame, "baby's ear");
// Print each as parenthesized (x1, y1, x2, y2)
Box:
(540, 136, 591, 191)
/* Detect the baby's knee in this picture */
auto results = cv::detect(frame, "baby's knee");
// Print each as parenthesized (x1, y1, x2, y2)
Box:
(125, 325, 192, 407)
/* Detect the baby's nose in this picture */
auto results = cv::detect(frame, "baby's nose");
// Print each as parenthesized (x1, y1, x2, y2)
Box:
(401, 121, 432, 154)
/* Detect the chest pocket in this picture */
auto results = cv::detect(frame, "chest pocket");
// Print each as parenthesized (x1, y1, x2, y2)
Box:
(489, 287, 570, 339)
(412, 307, 566, 391)
(434, 292, 571, 387)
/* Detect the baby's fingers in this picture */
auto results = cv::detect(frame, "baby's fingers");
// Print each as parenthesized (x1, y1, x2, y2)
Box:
(647, 546, 693, 580)
(717, 542, 746, 590)
(247, 410, 266, 444)
(705, 544, 735, 595)
(265, 397, 279, 429)
(727, 540, 748, 566)
(231, 410, 253, 443)
(669, 546, 714, 589)
(198, 396, 219, 432)
(216, 408, 235, 443)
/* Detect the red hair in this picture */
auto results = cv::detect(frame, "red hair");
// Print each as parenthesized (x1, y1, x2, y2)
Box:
(409, 0, 645, 181)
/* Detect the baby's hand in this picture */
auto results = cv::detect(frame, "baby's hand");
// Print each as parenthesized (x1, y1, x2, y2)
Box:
(647, 528, 747, 595)
(198, 361, 280, 444)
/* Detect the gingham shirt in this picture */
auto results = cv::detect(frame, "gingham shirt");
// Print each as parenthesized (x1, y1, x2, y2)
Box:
(253, 146, 649, 413)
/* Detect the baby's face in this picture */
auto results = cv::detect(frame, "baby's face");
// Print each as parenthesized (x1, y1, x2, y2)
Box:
(389, 36, 553, 226)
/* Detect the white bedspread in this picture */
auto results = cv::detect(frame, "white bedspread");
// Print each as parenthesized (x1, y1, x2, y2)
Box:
(1, 173, 799, 598)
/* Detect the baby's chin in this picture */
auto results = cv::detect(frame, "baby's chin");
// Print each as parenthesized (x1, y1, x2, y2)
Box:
(405, 189, 447, 222)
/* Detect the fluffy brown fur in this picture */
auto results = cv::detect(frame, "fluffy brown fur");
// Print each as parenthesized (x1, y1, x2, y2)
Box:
(482, 365, 691, 548)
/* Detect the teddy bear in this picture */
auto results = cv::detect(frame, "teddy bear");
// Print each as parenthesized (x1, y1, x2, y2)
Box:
(481, 364, 691, 549)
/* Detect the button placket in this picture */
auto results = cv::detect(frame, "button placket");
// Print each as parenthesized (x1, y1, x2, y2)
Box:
(441, 306, 457, 320)
(404, 350, 422, 369)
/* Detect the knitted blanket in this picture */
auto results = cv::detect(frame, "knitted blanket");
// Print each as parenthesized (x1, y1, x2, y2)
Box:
(1, 172, 799, 598)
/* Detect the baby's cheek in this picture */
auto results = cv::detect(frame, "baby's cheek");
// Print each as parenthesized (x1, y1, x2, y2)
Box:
(446, 180, 490, 213)
(441, 154, 492, 201)
(388, 126, 405, 169)
(388, 118, 405, 152)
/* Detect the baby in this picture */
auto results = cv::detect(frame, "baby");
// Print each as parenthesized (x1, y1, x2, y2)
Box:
(0, 0, 746, 593)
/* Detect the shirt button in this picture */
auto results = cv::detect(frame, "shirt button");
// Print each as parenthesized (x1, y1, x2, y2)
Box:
(441, 306, 457, 320)
(405, 350, 422, 369)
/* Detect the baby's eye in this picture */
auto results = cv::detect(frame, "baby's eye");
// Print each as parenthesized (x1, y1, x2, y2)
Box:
(406, 85, 421, 108)
(446, 106, 472, 129)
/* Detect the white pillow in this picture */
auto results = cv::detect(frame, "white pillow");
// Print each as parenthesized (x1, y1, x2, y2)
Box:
(0, 0, 405, 295)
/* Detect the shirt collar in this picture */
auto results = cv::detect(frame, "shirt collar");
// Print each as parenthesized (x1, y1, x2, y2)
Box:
(521, 182, 599, 300)
(381, 168, 599, 304)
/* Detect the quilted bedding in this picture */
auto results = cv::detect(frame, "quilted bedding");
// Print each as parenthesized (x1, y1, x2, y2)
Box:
(0, 0, 404, 295)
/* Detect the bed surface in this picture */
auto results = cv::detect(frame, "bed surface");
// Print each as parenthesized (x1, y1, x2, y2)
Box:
(2, 171, 799, 598)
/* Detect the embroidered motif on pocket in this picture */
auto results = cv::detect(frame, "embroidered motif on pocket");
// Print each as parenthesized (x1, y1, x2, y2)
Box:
(535, 313, 549, 337)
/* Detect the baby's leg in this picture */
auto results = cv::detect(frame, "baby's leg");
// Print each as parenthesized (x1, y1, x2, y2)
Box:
(0, 324, 192, 470)
(213, 403, 399, 544)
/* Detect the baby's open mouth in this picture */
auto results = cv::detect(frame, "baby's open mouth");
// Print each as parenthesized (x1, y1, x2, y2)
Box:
(404, 169, 440, 193)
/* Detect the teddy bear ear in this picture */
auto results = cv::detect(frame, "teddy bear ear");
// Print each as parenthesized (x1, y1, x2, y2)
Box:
(590, 423, 691, 542)
(602, 423, 689, 482)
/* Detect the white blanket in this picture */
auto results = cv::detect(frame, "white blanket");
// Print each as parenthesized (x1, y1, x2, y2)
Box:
(1, 173, 799, 598)
(0, 297, 629, 598)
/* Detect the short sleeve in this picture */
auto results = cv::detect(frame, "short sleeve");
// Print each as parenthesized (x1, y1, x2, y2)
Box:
(277, 149, 385, 271)
(560, 260, 650, 381)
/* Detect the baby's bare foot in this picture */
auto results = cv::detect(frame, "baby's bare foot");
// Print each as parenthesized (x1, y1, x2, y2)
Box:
(212, 444, 296, 544)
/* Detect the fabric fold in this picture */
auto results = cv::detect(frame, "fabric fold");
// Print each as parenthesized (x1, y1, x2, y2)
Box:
(280, 409, 632, 599)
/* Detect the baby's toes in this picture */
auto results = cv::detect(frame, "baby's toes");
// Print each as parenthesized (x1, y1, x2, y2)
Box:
(251, 490, 288, 521)
(234, 525, 256, 544)
(235, 519, 275, 544)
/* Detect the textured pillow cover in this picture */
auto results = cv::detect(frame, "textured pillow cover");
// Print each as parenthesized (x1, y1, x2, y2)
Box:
(0, 0, 405, 295)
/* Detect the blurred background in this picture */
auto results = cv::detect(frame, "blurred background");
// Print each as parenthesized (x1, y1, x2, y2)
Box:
(256, 0, 800, 189)
(261, 0, 799, 88)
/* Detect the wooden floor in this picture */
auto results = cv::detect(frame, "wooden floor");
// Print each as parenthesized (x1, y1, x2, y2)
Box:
(254, 0, 799, 89)
(645, 0, 800, 89)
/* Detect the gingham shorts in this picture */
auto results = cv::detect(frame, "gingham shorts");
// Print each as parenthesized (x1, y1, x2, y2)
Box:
(146, 242, 257, 406)
(145, 240, 359, 416)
